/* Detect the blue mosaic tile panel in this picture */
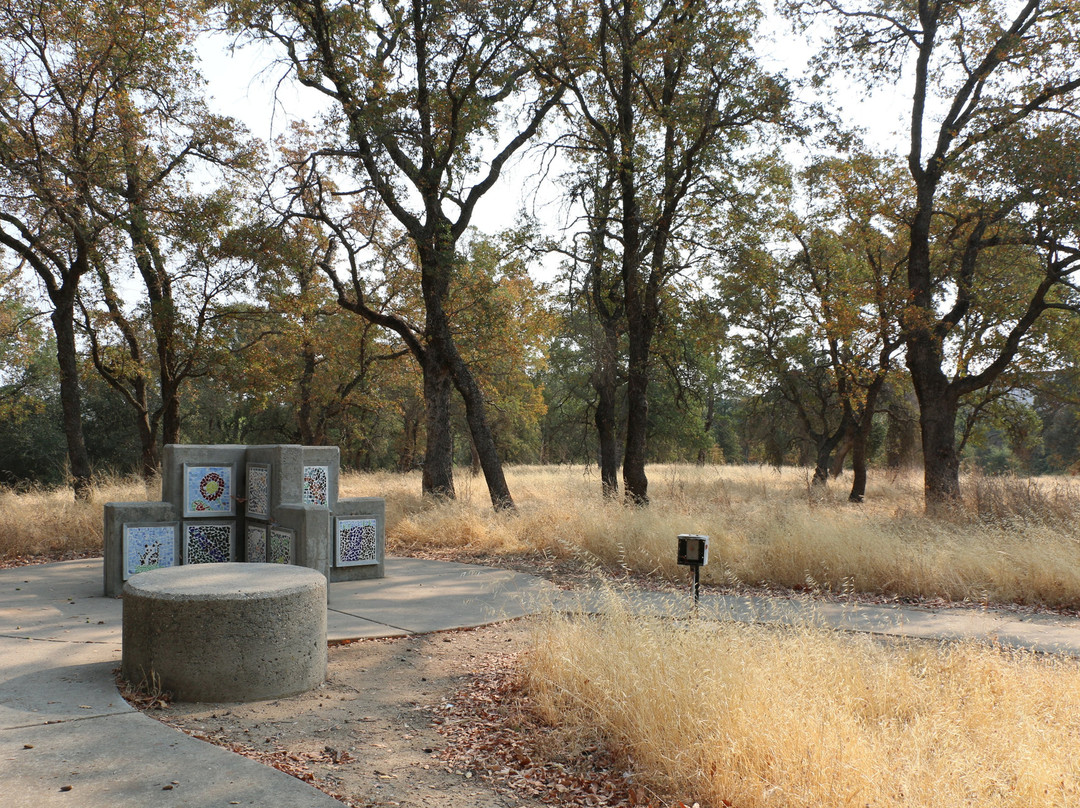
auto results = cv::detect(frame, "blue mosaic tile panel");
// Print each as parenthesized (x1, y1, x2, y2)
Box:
(184, 464, 235, 517)
(269, 527, 293, 565)
(246, 523, 267, 563)
(183, 522, 235, 564)
(246, 464, 271, 520)
(302, 465, 328, 507)
(335, 517, 378, 567)
(123, 523, 178, 580)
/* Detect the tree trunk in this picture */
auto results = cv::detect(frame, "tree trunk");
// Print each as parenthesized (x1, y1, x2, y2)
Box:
(905, 167, 965, 508)
(420, 352, 455, 499)
(830, 427, 854, 478)
(298, 340, 317, 445)
(908, 330, 963, 507)
(446, 341, 515, 511)
(592, 358, 620, 499)
(848, 377, 885, 503)
(622, 339, 650, 505)
(51, 296, 92, 501)
(469, 438, 481, 477)
(136, 410, 159, 481)
(918, 389, 962, 508)
(159, 385, 181, 446)
(848, 435, 869, 502)
(698, 390, 716, 466)
(812, 428, 846, 486)
(131, 374, 158, 480)
(812, 447, 831, 486)
(885, 404, 919, 469)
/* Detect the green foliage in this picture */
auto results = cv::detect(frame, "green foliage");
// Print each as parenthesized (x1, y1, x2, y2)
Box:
(2, 0, 1080, 498)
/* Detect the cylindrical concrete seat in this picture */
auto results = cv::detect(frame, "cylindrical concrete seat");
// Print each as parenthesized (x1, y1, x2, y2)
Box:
(122, 563, 327, 702)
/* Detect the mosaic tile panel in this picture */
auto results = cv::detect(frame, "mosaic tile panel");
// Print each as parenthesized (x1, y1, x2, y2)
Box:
(335, 517, 378, 567)
(184, 464, 235, 517)
(246, 464, 271, 519)
(269, 527, 294, 565)
(246, 523, 267, 563)
(302, 465, 329, 507)
(123, 523, 178, 580)
(183, 522, 235, 564)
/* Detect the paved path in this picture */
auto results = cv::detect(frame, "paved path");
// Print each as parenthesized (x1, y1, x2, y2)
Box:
(0, 558, 552, 808)
(557, 587, 1080, 656)
(3, 558, 1080, 807)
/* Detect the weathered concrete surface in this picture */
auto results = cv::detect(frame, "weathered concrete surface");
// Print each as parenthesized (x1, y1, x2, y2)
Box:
(122, 563, 327, 702)
(7, 556, 1080, 808)
(0, 560, 341, 808)
(328, 497, 386, 583)
(102, 501, 179, 597)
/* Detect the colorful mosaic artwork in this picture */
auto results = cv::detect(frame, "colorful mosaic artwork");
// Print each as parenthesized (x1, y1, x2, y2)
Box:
(246, 523, 267, 563)
(302, 465, 329, 507)
(269, 527, 293, 565)
(185, 465, 235, 517)
(335, 517, 378, 566)
(123, 523, 177, 580)
(246, 464, 271, 519)
(183, 522, 234, 564)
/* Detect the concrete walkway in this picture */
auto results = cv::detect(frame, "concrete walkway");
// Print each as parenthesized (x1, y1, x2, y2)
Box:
(4, 558, 1080, 807)
(558, 586, 1080, 656)
(0, 558, 553, 808)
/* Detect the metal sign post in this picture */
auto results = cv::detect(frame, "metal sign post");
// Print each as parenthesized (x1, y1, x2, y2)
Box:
(676, 534, 709, 611)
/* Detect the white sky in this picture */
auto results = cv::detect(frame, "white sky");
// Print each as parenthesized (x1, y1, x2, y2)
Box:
(195, 8, 915, 244)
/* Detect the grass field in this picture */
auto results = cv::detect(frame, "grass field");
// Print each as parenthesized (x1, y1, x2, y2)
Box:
(350, 463, 1080, 608)
(4, 464, 1080, 608)
(4, 463, 1080, 806)
(526, 599, 1080, 808)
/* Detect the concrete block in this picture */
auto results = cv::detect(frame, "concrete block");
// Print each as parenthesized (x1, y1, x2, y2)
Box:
(302, 446, 340, 511)
(161, 444, 247, 518)
(330, 497, 386, 582)
(274, 504, 332, 579)
(103, 502, 179, 597)
(122, 563, 327, 703)
(245, 444, 303, 508)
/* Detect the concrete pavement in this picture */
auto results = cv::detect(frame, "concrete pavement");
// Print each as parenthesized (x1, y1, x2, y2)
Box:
(0, 557, 553, 808)
(558, 586, 1080, 656)
(4, 557, 1080, 807)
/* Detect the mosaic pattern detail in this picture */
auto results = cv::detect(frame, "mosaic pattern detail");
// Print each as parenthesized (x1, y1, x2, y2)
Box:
(183, 522, 235, 564)
(246, 464, 271, 519)
(123, 523, 178, 580)
(269, 527, 294, 565)
(302, 465, 329, 507)
(335, 517, 378, 567)
(184, 464, 235, 517)
(246, 523, 267, 563)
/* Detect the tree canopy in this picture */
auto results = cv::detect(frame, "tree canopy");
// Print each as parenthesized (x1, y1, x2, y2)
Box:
(0, 0, 1078, 509)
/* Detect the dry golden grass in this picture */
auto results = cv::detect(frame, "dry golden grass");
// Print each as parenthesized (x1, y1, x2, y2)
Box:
(6, 465, 1080, 805)
(526, 601, 1080, 808)
(0, 473, 158, 561)
(343, 464, 1080, 608)
(5, 464, 1080, 608)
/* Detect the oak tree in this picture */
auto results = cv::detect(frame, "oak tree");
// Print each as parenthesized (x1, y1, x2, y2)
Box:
(0, 0, 201, 497)
(550, 0, 788, 503)
(789, 0, 1080, 507)
(230, 0, 566, 510)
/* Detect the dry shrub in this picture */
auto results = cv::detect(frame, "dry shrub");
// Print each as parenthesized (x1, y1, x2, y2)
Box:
(0, 472, 153, 560)
(720, 502, 1080, 607)
(967, 474, 1080, 524)
(6, 464, 1080, 608)
(340, 464, 1080, 608)
(526, 602, 1080, 808)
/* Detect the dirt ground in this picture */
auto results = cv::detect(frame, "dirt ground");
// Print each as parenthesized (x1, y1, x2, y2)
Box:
(149, 617, 658, 808)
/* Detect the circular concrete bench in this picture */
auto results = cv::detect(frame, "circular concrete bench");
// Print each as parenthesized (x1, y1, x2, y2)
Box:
(122, 563, 327, 703)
